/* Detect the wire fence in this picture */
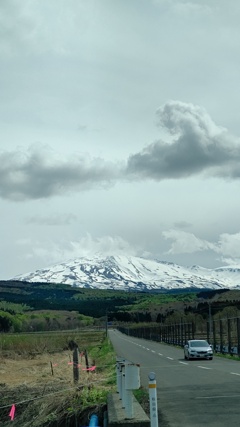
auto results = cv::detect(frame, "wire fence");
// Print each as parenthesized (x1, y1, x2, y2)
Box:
(118, 316, 240, 356)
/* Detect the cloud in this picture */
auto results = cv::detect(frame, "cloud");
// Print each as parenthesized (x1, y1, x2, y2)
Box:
(17, 234, 144, 267)
(0, 144, 119, 201)
(2, 101, 240, 201)
(0, 0, 92, 57)
(217, 233, 240, 259)
(162, 229, 216, 254)
(26, 213, 77, 226)
(153, 0, 211, 13)
(162, 229, 240, 266)
(173, 221, 192, 229)
(126, 100, 240, 180)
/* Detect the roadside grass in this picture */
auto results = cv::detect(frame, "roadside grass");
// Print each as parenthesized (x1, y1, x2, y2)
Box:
(214, 352, 240, 361)
(0, 330, 116, 426)
(88, 335, 116, 385)
(0, 329, 102, 356)
(133, 387, 150, 415)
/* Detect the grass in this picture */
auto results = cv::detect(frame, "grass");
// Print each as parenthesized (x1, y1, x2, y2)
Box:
(0, 329, 103, 355)
(0, 329, 117, 426)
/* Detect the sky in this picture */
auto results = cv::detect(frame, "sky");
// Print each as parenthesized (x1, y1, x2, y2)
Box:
(1, 0, 240, 279)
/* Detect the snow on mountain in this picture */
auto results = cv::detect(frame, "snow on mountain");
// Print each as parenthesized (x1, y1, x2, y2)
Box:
(12, 255, 240, 292)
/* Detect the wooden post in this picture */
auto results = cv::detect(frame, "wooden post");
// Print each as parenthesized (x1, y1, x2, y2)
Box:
(50, 361, 54, 376)
(73, 348, 79, 383)
(84, 349, 89, 373)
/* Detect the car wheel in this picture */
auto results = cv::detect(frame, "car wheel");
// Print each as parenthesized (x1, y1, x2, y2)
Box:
(209, 357, 213, 360)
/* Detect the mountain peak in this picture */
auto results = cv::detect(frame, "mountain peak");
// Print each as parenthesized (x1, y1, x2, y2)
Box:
(12, 255, 240, 291)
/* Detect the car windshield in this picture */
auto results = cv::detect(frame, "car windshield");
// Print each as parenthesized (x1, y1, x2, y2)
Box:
(190, 341, 209, 348)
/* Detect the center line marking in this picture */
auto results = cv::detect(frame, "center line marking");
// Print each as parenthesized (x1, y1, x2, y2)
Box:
(158, 353, 163, 356)
(167, 357, 174, 360)
(179, 361, 188, 365)
(231, 372, 240, 376)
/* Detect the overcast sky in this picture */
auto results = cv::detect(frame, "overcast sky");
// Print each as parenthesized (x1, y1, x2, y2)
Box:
(1, 0, 240, 279)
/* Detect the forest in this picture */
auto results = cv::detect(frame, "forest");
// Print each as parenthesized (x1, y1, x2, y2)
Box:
(1, 280, 240, 333)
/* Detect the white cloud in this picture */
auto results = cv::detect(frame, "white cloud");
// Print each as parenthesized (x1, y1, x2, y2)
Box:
(162, 229, 216, 254)
(16, 234, 144, 268)
(0, 0, 94, 57)
(217, 233, 240, 258)
(163, 229, 240, 266)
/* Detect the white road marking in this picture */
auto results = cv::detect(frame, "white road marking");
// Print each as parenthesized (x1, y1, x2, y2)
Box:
(158, 353, 163, 356)
(179, 361, 188, 365)
(197, 366, 211, 370)
(197, 394, 240, 399)
(167, 357, 174, 360)
(231, 372, 240, 376)
(151, 350, 156, 353)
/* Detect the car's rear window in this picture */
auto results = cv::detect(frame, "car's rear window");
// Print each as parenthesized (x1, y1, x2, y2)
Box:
(190, 341, 208, 347)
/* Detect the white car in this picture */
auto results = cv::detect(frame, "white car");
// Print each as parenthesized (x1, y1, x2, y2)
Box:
(184, 339, 213, 360)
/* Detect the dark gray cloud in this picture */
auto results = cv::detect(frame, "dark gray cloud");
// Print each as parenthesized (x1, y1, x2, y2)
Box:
(126, 100, 240, 180)
(2, 101, 240, 202)
(0, 144, 118, 201)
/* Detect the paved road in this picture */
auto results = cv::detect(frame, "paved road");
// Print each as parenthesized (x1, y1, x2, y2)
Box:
(109, 329, 240, 427)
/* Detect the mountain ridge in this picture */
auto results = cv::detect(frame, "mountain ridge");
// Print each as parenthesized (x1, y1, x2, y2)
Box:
(12, 254, 240, 292)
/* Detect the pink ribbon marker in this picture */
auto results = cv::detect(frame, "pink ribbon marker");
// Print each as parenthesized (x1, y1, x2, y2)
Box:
(82, 366, 96, 371)
(9, 404, 16, 421)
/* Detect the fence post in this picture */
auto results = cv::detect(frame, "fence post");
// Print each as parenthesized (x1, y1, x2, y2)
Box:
(220, 319, 223, 353)
(148, 372, 158, 427)
(50, 361, 54, 376)
(213, 319, 216, 350)
(73, 348, 79, 383)
(237, 318, 240, 356)
(228, 318, 232, 354)
(192, 322, 195, 339)
(180, 318, 183, 347)
(84, 349, 89, 373)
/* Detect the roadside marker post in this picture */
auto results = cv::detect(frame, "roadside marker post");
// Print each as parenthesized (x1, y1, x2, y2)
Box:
(121, 364, 126, 409)
(148, 372, 158, 427)
(124, 363, 140, 418)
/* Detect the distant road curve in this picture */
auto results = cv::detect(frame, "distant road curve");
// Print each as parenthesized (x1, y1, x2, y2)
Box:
(109, 329, 240, 427)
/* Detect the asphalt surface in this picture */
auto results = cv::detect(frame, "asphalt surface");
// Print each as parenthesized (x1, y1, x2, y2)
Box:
(109, 329, 240, 427)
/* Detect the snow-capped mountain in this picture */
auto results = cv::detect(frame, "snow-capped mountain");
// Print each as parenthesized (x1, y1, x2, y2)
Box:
(12, 255, 240, 292)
